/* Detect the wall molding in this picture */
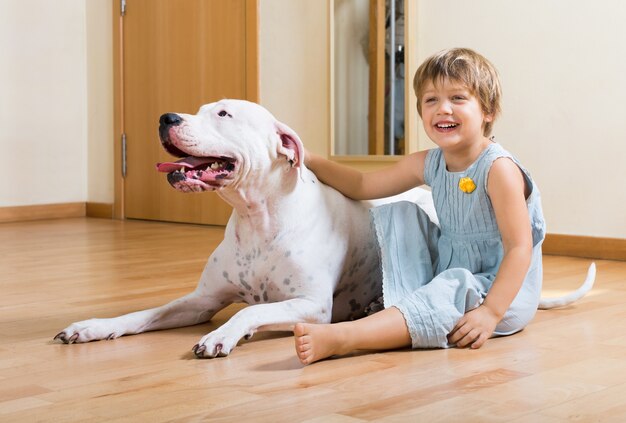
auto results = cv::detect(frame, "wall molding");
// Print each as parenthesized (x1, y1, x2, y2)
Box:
(86, 202, 114, 219)
(0, 203, 86, 223)
(0, 202, 114, 223)
(1, 204, 624, 261)
(543, 234, 626, 262)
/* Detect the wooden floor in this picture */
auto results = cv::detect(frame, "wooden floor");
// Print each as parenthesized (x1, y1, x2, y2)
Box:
(1, 218, 626, 422)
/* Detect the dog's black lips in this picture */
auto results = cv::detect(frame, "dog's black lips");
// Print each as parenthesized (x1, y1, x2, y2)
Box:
(167, 171, 187, 185)
(157, 156, 237, 191)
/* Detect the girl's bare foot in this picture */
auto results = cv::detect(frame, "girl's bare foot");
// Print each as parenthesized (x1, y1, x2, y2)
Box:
(294, 322, 352, 365)
(294, 308, 412, 365)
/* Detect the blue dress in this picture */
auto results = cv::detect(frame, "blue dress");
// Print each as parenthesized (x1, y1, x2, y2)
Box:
(370, 142, 546, 348)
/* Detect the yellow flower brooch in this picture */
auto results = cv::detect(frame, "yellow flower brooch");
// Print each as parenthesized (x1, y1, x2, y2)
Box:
(458, 177, 476, 194)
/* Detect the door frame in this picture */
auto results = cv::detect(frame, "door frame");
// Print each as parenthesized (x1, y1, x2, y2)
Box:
(111, 0, 259, 220)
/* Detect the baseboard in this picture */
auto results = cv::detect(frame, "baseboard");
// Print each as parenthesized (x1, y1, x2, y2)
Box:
(0, 203, 86, 223)
(543, 234, 626, 261)
(86, 202, 114, 219)
(1, 205, 624, 261)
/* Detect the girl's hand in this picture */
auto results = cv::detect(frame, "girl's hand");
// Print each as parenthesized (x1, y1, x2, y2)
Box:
(447, 305, 500, 349)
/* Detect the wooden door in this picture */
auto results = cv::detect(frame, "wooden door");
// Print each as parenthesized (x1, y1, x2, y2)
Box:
(121, 0, 257, 225)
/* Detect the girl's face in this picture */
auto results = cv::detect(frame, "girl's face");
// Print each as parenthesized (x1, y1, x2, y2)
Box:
(420, 78, 492, 152)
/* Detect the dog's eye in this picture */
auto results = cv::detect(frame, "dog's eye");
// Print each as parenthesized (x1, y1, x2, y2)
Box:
(217, 110, 232, 118)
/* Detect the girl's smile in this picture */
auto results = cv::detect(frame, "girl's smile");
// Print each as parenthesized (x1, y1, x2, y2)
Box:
(433, 120, 460, 133)
(420, 78, 492, 170)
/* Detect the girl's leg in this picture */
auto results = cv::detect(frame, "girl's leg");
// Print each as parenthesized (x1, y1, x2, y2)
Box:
(294, 306, 411, 365)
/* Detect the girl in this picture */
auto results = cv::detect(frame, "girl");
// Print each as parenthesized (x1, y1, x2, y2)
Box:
(294, 48, 546, 364)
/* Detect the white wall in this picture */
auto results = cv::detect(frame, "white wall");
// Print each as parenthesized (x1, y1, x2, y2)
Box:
(85, 1, 114, 204)
(0, 0, 87, 206)
(259, 0, 329, 156)
(415, 0, 626, 238)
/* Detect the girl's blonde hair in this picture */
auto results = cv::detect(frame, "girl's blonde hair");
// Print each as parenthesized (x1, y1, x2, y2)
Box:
(413, 48, 502, 137)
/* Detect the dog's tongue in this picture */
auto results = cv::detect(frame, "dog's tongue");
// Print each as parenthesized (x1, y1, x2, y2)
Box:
(156, 157, 213, 173)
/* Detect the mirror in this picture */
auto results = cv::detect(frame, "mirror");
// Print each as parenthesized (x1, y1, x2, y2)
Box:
(332, 0, 406, 156)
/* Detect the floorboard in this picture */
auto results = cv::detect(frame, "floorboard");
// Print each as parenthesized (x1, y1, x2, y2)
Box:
(1, 218, 624, 422)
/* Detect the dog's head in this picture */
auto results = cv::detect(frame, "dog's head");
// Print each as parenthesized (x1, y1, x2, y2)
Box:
(156, 99, 304, 193)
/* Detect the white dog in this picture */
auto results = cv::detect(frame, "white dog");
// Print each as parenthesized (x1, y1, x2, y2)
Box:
(55, 100, 594, 357)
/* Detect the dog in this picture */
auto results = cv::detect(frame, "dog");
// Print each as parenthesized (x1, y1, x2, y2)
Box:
(54, 100, 594, 357)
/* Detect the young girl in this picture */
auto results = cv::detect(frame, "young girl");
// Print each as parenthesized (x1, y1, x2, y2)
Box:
(294, 48, 546, 365)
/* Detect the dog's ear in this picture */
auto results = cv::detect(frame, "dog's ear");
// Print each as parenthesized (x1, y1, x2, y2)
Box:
(275, 121, 305, 169)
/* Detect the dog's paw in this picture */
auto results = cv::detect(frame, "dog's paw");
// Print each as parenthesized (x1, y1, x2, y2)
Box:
(54, 319, 121, 344)
(192, 330, 239, 358)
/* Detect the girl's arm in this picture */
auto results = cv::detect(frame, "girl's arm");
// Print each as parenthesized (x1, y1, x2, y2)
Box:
(448, 157, 533, 348)
(305, 150, 429, 200)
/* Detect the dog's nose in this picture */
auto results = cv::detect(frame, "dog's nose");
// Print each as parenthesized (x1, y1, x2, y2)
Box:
(160, 113, 182, 126)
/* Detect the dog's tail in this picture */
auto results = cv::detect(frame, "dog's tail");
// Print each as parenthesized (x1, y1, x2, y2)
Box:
(538, 262, 596, 310)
